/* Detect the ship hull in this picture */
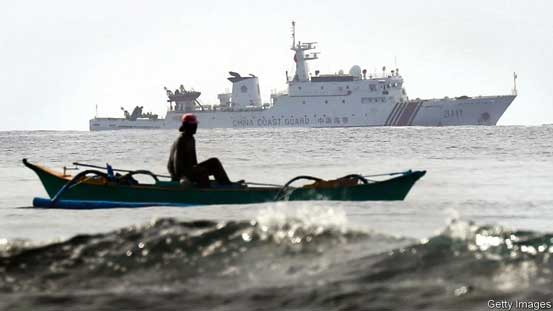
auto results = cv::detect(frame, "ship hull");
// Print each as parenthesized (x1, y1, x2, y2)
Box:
(90, 95, 515, 130)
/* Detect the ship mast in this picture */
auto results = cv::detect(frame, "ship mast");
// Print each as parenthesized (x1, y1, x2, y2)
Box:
(291, 21, 296, 49)
(290, 21, 318, 83)
(512, 72, 518, 95)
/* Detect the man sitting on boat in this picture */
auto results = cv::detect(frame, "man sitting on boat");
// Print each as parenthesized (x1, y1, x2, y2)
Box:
(167, 113, 232, 187)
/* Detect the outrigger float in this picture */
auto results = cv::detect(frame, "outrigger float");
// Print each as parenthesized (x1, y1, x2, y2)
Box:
(23, 159, 426, 209)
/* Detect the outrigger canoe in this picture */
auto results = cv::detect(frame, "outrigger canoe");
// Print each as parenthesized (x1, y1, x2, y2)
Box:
(23, 159, 426, 208)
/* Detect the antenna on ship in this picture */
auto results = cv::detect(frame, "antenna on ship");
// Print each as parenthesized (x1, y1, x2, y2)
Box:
(512, 72, 518, 95)
(291, 21, 296, 48)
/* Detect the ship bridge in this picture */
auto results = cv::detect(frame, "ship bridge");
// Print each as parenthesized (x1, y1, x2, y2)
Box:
(284, 22, 407, 103)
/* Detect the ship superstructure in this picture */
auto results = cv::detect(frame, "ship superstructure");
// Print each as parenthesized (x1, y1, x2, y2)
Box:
(90, 22, 516, 130)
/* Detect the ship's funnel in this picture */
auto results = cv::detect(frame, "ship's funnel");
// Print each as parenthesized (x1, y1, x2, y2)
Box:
(228, 72, 261, 108)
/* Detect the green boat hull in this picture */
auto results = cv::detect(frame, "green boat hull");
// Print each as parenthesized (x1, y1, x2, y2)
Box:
(23, 159, 425, 206)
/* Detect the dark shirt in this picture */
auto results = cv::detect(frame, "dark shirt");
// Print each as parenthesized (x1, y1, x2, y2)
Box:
(167, 133, 197, 181)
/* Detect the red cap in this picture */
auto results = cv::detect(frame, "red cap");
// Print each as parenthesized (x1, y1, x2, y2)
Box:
(181, 113, 198, 125)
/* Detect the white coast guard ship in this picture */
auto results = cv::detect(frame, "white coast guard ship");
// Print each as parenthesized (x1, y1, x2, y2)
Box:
(90, 23, 516, 131)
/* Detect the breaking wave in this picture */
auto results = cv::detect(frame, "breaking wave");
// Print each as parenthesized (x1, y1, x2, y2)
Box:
(1, 216, 552, 310)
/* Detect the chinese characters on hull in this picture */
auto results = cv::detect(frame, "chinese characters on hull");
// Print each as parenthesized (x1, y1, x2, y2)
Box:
(232, 116, 350, 128)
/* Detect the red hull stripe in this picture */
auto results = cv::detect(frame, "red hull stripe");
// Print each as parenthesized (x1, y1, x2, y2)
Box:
(394, 102, 411, 126)
(408, 101, 423, 126)
(390, 102, 407, 126)
(385, 102, 401, 126)
(397, 102, 420, 126)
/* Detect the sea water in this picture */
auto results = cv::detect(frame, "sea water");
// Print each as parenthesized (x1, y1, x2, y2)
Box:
(0, 126, 552, 310)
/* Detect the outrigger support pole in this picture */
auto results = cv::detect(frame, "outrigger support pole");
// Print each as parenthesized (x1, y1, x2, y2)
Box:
(73, 162, 171, 179)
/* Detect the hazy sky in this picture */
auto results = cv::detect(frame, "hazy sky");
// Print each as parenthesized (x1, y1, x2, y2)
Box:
(1, 0, 552, 130)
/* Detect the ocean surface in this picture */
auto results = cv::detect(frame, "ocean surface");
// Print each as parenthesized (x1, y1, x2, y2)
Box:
(0, 126, 552, 310)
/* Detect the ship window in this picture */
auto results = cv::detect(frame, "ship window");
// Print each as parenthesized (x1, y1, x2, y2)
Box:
(302, 101, 306, 104)
(325, 100, 328, 104)
(241, 85, 248, 93)
(346, 85, 349, 89)
(342, 100, 345, 104)
(321, 86, 324, 89)
(298, 86, 302, 90)
(369, 84, 377, 92)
